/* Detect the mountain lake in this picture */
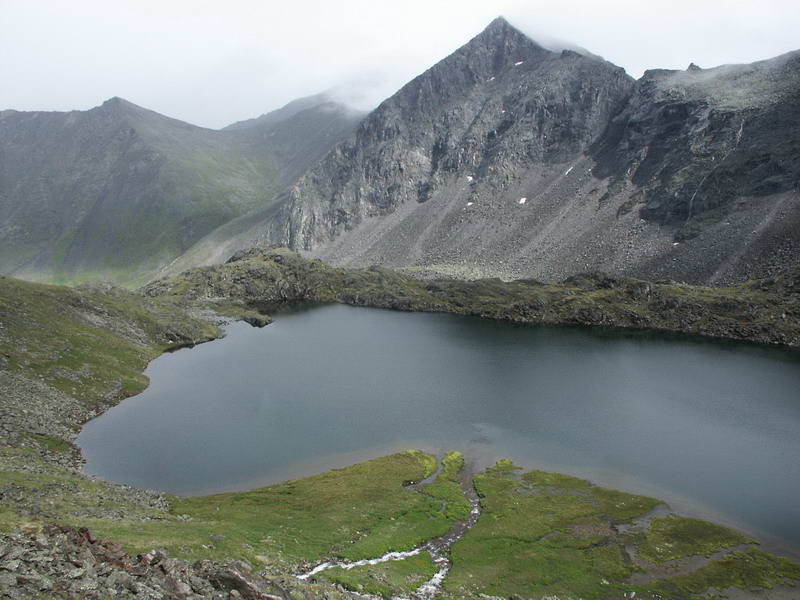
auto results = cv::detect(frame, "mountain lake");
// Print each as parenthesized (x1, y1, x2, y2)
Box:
(77, 303, 800, 556)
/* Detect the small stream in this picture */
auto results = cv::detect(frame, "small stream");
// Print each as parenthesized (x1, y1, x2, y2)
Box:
(295, 474, 482, 599)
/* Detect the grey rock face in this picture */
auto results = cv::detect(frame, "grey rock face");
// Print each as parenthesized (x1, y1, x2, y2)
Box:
(265, 18, 799, 285)
(591, 51, 800, 282)
(0, 526, 290, 600)
(281, 17, 633, 251)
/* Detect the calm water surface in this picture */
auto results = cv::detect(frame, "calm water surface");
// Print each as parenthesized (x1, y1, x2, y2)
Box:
(78, 304, 800, 554)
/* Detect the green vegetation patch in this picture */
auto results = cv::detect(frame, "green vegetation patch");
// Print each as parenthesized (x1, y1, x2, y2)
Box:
(26, 434, 73, 455)
(420, 451, 472, 520)
(320, 552, 437, 598)
(148, 451, 448, 567)
(638, 515, 751, 564)
(0, 276, 219, 410)
(0, 451, 445, 571)
(77, 451, 471, 571)
(445, 461, 658, 599)
(639, 547, 800, 599)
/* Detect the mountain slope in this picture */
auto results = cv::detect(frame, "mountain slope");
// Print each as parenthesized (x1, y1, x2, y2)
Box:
(592, 51, 800, 283)
(244, 18, 800, 285)
(0, 95, 359, 285)
(274, 17, 635, 272)
(224, 94, 365, 185)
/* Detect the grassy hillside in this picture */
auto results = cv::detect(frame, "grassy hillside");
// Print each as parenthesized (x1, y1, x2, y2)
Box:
(0, 275, 219, 455)
(0, 96, 360, 286)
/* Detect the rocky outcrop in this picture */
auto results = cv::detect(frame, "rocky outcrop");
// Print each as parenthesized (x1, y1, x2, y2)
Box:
(144, 247, 800, 349)
(0, 526, 289, 599)
(592, 51, 800, 283)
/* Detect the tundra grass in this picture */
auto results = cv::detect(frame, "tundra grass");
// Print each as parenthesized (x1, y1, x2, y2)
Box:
(444, 462, 800, 600)
(0, 277, 219, 408)
(92, 451, 448, 568)
(638, 547, 800, 599)
(637, 515, 751, 564)
(445, 461, 659, 599)
(419, 451, 472, 520)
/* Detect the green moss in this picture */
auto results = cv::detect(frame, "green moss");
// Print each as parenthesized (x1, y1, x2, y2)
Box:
(116, 451, 449, 567)
(522, 470, 593, 490)
(320, 552, 437, 597)
(485, 458, 523, 475)
(420, 451, 472, 520)
(640, 547, 800, 598)
(27, 434, 73, 454)
(591, 485, 661, 522)
(638, 515, 751, 564)
(445, 463, 656, 599)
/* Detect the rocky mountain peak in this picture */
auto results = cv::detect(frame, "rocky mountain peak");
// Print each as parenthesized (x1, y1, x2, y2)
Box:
(278, 16, 635, 257)
(476, 15, 536, 45)
(453, 15, 547, 74)
(99, 96, 140, 113)
(476, 15, 529, 41)
(93, 96, 155, 126)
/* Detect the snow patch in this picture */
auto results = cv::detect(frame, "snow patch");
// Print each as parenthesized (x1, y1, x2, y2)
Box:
(488, 76, 495, 82)
(564, 166, 574, 176)
(467, 176, 473, 182)
(466, 202, 473, 207)
(514, 61, 524, 66)
(518, 197, 527, 205)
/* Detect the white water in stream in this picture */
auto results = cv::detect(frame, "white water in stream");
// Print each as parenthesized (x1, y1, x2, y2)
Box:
(296, 481, 482, 599)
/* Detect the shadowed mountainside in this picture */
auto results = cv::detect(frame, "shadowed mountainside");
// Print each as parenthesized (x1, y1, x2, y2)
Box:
(0, 95, 361, 285)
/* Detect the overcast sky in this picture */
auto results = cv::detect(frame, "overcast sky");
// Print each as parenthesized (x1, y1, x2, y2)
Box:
(2, 0, 798, 129)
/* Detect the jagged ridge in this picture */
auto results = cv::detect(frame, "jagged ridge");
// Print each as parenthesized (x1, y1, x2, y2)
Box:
(239, 18, 800, 286)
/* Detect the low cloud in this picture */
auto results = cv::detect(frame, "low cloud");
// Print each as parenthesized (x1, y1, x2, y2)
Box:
(2, 0, 797, 128)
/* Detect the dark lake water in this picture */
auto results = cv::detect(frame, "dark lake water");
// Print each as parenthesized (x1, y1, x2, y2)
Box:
(78, 304, 800, 555)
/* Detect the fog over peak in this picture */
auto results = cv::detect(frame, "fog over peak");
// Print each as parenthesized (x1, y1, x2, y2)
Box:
(2, 0, 798, 129)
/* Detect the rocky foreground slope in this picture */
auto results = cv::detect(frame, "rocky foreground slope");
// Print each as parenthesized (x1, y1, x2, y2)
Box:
(0, 526, 294, 599)
(225, 17, 800, 285)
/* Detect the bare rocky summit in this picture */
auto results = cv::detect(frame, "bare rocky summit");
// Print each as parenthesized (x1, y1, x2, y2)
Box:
(234, 18, 800, 285)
